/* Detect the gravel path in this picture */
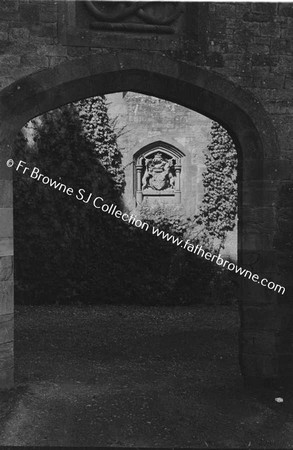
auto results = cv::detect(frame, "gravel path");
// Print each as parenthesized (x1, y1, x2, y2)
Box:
(0, 305, 293, 447)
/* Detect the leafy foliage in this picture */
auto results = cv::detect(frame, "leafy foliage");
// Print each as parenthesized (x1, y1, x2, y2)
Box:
(136, 202, 236, 306)
(196, 121, 238, 252)
(13, 99, 124, 303)
(74, 96, 125, 196)
(13, 100, 237, 307)
(138, 202, 189, 237)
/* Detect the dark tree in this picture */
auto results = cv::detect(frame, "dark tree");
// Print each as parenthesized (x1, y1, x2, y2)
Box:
(197, 121, 238, 252)
(13, 101, 122, 303)
(75, 96, 125, 198)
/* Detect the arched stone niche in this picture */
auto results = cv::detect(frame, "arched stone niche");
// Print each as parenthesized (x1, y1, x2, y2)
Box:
(133, 141, 185, 206)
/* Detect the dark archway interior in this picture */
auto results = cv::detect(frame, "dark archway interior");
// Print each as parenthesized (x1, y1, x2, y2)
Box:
(0, 60, 272, 271)
(12, 89, 238, 305)
(0, 54, 281, 393)
(11, 89, 246, 448)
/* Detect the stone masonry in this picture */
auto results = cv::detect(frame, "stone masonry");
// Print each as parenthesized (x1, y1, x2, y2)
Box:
(0, 1, 292, 387)
(106, 92, 237, 260)
(106, 92, 210, 215)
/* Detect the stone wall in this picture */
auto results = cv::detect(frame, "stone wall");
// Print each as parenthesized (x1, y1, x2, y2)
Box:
(106, 91, 237, 260)
(0, 1, 292, 386)
(106, 92, 210, 214)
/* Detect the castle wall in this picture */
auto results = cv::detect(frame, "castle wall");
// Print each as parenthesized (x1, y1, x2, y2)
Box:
(107, 92, 237, 260)
(0, 1, 292, 386)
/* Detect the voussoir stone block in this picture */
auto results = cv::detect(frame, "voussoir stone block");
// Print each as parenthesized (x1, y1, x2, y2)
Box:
(0, 341, 13, 390)
(240, 330, 277, 354)
(241, 306, 281, 331)
(0, 180, 12, 208)
(0, 238, 13, 257)
(0, 208, 12, 238)
(0, 255, 13, 282)
(0, 281, 13, 315)
(240, 352, 278, 379)
(0, 314, 13, 345)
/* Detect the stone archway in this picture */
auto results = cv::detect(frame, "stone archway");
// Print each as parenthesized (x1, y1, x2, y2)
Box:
(0, 51, 281, 389)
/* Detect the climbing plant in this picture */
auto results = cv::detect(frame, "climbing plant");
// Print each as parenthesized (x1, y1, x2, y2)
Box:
(138, 202, 189, 238)
(74, 96, 125, 197)
(13, 99, 125, 303)
(13, 101, 237, 306)
(196, 121, 238, 252)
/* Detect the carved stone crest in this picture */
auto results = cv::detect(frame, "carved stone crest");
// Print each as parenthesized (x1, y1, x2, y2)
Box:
(142, 152, 175, 191)
(83, 1, 183, 33)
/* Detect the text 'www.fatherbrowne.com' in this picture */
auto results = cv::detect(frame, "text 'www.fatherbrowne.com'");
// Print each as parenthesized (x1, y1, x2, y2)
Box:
(151, 227, 285, 295)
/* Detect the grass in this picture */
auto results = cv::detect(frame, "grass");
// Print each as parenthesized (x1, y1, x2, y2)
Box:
(0, 304, 292, 447)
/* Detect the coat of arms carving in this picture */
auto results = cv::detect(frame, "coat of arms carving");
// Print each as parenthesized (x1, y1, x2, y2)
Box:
(83, 1, 183, 33)
(142, 152, 175, 191)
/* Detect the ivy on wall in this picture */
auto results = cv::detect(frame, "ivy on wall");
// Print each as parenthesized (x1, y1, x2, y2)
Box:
(196, 121, 238, 252)
(75, 96, 126, 196)
(13, 99, 237, 306)
(137, 122, 238, 255)
(13, 97, 125, 303)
